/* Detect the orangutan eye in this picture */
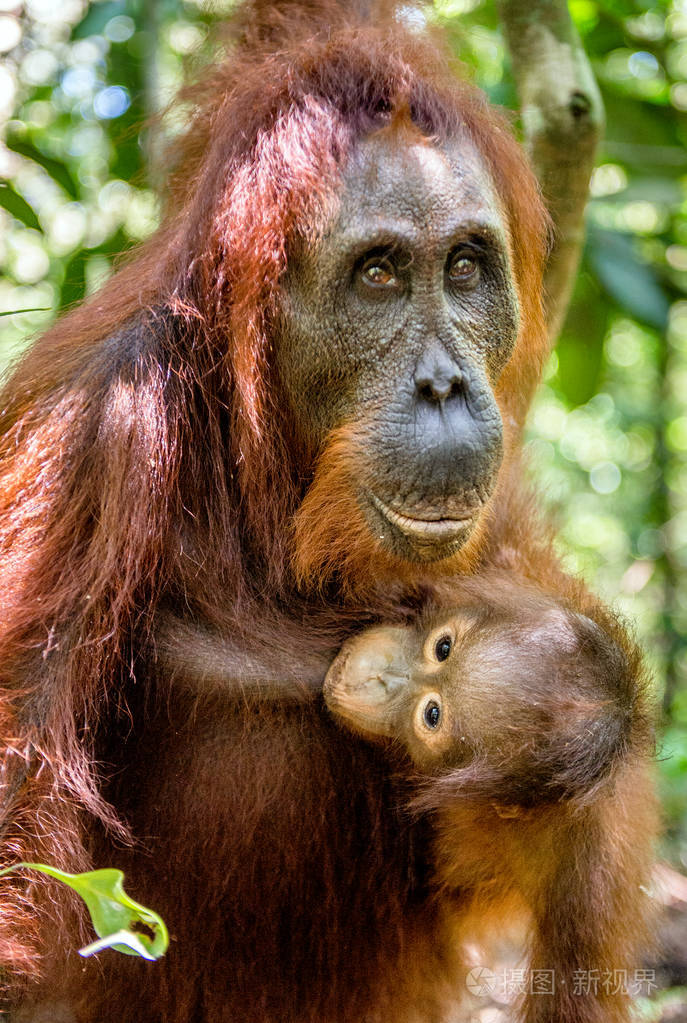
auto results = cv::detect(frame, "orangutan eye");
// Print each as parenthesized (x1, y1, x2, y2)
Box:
(422, 699, 442, 729)
(434, 635, 452, 662)
(447, 249, 479, 284)
(360, 256, 398, 289)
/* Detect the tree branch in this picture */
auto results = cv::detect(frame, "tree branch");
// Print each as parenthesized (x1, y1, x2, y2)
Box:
(498, 0, 604, 341)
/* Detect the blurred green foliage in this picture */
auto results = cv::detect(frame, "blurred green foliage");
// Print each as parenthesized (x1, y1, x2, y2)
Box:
(0, 0, 685, 861)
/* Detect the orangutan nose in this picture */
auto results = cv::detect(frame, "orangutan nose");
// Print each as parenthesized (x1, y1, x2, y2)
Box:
(414, 347, 464, 403)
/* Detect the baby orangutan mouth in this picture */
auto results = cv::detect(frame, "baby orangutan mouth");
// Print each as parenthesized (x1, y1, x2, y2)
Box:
(323, 623, 414, 738)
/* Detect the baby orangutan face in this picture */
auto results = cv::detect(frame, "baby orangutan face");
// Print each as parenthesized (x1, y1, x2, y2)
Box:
(323, 599, 631, 777)
(323, 614, 470, 768)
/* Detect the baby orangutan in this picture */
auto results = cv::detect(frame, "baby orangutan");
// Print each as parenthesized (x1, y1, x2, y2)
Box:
(323, 591, 638, 801)
(323, 584, 656, 1023)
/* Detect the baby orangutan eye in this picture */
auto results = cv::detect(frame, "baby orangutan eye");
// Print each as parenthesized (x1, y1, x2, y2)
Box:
(434, 635, 452, 662)
(422, 698, 442, 729)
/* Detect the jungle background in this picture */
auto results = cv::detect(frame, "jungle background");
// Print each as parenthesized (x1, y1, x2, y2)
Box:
(0, 0, 686, 1014)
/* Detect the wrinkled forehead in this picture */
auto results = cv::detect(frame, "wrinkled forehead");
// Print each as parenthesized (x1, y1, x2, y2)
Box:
(335, 132, 508, 241)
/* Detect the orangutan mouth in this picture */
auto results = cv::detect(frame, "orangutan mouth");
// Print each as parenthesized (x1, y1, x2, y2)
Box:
(370, 493, 476, 544)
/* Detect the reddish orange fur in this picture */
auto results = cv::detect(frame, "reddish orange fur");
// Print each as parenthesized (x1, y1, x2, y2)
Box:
(425, 761, 658, 1023)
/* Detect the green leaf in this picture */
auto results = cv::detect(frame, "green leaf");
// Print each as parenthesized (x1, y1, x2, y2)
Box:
(0, 183, 41, 231)
(72, 0, 128, 40)
(0, 864, 168, 960)
(79, 929, 159, 959)
(620, 178, 683, 205)
(0, 308, 51, 316)
(587, 227, 670, 329)
(5, 138, 79, 199)
(602, 93, 683, 164)
(555, 273, 609, 406)
(60, 250, 88, 310)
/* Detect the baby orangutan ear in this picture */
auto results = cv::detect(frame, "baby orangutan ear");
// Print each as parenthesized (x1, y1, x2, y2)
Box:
(323, 624, 413, 739)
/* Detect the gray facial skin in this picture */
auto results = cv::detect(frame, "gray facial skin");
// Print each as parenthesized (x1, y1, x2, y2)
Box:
(277, 133, 520, 563)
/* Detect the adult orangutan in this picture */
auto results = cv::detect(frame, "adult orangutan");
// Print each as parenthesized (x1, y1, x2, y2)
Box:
(0, 1, 656, 1021)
